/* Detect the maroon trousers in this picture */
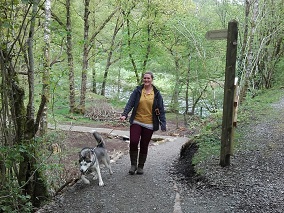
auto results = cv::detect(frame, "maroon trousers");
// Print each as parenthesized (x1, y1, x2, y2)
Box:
(129, 124, 154, 155)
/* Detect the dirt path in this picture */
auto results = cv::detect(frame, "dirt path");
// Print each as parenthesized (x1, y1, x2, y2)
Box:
(39, 97, 284, 213)
(37, 134, 189, 213)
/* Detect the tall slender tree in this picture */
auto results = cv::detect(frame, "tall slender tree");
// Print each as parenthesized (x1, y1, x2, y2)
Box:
(66, 0, 76, 113)
(40, 0, 51, 135)
(101, 13, 123, 96)
(239, 0, 258, 101)
(77, 3, 119, 112)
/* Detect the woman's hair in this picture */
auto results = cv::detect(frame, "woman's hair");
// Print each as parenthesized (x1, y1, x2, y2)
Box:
(144, 71, 154, 79)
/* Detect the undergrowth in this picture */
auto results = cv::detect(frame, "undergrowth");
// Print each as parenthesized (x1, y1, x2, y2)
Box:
(191, 88, 284, 174)
(190, 111, 223, 166)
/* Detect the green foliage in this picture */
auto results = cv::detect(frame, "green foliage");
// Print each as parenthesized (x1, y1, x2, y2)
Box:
(190, 112, 223, 165)
(238, 88, 284, 125)
(274, 58, 284, 87)
(1, 149, 21, 171)
(33, 131, 68, 197)
(0, 182, 32, 213)
(0, 130, 70, 212)
(0, 143, 42, 212)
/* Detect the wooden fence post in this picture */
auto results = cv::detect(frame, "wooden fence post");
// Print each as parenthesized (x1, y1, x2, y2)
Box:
(220, 20, 238, 167)
(233, 77, 239, 128)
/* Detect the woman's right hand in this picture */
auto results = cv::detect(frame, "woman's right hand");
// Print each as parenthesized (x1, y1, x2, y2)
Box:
(120, 115, 126, 121)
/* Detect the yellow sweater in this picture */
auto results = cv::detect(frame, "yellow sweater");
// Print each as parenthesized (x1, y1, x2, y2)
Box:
(134, 88, 154, 124)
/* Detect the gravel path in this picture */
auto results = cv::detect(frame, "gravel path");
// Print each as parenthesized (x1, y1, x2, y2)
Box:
(177, 97, 284, 213)
(38, 97, 284, 213)
(38, 135, 188, 213)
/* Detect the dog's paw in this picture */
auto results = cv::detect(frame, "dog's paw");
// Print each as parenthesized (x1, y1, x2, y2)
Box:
(83, 179, 90, 184)
(98, 181, 104, 186)
(81, 176, 90, 184)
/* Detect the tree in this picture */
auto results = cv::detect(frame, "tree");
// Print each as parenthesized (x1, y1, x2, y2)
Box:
(40, 0, 51, 135)
(239, 0, 284, 101)
(101, 13, 123, 96)
(121, 0, 159, 84)
(239, 0, 258, 101)
(66, 0, 76, 113)
(76, 3, 119, 112)
(0, 0, 48, 208)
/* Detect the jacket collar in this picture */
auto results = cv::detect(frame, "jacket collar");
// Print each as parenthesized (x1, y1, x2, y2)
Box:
(137, 84, 159, 94)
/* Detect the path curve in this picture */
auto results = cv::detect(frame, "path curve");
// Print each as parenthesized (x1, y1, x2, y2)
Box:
(40, 125, 189, 213)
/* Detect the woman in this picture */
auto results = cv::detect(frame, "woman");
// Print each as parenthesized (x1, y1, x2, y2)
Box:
(120, 71, 166, 175)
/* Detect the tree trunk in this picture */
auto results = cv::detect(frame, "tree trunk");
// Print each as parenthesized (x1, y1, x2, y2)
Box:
(78, 2, 119, 111)
(91, 7, 119, 94)
(170, 53, 181, 113)
(239, 0, 250, 79)
(92, 12, 97, 94)
(125, 13, 140, 84)
(40, 0, 51, 135)
(18, 0, 49, 207)
(184, 54, 191, 114)
(122, 1, 153, 85)
(92, 58, 97, 94)
(101, 16, 123, 96)
(66, 0, 76, 113)
(26, 0, 37, 121)
(142, 1, 152, 73)
(78, 0, 90, 114)
(239, 0, 258, 102)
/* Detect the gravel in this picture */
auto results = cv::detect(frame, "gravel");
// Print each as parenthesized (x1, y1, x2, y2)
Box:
(37, 97, 284, 213)
(174, 97, 284, 213)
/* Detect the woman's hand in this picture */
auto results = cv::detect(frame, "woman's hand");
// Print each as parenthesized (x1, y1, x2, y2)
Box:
(120, 115, 126, 121)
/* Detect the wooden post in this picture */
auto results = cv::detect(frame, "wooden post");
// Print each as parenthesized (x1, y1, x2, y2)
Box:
(233, 77, 239, 128)
(220, 20, 238, 167)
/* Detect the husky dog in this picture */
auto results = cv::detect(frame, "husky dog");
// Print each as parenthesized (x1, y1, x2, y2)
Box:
(79, 131, 113, 186)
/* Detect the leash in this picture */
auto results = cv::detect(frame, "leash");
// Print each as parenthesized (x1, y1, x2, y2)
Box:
(107, 119, 124, 136)
(107, 127, 117, 136)
(155, 108, 163, 125)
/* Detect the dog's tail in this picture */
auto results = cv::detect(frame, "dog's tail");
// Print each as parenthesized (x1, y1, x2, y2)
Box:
(92, 131, 105, 148)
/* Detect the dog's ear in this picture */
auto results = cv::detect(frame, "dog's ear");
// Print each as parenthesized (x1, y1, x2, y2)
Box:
(86, 150, 91, 159)
(79, 152, 85, 162)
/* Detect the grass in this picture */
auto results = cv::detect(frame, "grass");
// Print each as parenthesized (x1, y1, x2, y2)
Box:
(238, 88, 284, 121)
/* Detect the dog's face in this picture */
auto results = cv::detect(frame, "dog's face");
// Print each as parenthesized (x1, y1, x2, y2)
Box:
(79, 149, 93, 173)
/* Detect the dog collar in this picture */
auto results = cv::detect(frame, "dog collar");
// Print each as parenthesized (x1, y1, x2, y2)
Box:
(91, 148, 96, 154)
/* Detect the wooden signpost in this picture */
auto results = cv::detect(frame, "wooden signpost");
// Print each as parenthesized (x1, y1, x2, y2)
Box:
(205, 29, 228, 40)
(206, 20, 238, 167)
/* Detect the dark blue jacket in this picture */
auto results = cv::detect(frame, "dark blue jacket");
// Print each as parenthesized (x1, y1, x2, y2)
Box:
(121, 85, 166, 131)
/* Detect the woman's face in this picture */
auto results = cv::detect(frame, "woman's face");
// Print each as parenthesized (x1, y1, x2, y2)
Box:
(143, 74, 153, 86)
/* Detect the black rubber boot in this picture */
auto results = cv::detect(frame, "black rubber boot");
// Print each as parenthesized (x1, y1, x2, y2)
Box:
(137, 153, 147, 175)
(129, 151, 138, 175)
